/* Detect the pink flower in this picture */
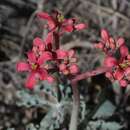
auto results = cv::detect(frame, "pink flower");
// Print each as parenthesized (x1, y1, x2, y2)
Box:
(57, 49, 79, 75)
(95, 29, 126, 56)
(99, 30, 130, 87)
(17, 51, 53, 89)
(33, 33, 54, 53)
(104, 49, 130, 87)
(37, 10, 86, 33)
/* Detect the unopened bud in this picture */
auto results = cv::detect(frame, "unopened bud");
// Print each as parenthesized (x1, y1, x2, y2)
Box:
(69, 64, 79, 74)
(101, 29, 109, 41)
(117, 37, 125, 47)
(59, 64, 66, 71)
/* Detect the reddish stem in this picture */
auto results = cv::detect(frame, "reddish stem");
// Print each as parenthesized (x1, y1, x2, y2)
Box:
(69, 66, 111, 130)
(53, 32, 60, 49)
(71, 66, 112, 84)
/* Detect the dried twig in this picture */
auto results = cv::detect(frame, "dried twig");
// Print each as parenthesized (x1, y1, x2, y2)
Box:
(18, 0, 46, 59)
(61, 40, 93, 50)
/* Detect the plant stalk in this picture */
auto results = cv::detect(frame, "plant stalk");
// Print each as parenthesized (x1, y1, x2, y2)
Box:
(69, 66, 111, 130)
(69, 82, 80, 130)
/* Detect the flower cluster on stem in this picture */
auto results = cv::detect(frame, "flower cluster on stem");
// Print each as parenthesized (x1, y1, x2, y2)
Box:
(16, 10, 86, 89)
(95, 29, 130, 87)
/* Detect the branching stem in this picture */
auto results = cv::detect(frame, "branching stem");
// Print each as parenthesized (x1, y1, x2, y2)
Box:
(69, 66, 112, 130)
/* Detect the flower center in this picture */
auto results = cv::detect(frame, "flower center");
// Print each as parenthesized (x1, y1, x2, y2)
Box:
(57, 14, 64, 23)
(119, 61, 130, 69)
(31, 63, 38, 70)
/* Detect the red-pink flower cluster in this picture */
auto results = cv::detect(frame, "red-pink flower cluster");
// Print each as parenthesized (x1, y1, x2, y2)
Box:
(95, 29, 130, 87)
(16, 10, 86, 89)
(37, 10, 86, 34)
(95, 29, 126, 55)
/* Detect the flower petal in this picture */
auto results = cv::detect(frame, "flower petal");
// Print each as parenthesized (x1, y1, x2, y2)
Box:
(105, 72, 112, 78)
(104, 56, 117, 67)
(63, 18, 76, 25)
(27, 51, 36, 63)
(120, 45, 129, 58)
(25, 72, 36, 89)
(114, 70, 124, 80)
(101, 29, 109, 41)
(48, 20, 56, 30)
(63, 25, 74, 32)
(37, 12, 52, 20)
(33, 37, 45, 51)
(119, 80, 127, 87)
(38, 68, 48, 80)
(56, 49, 68, 59)
(117, 37, 125, 47)
(38, 51, 52, 65)
(69, 64, 79, 74)
(59, 63, 67, 71)
(75, 23, 87, 30)
(94, 42, 104, 49)
(37, 12, 55, 30)
(16, 62, 29, 72)
(125, 67, 130, 76)
(127, 55, 130, 60)
(45, 32, 53, 45)
(124, 67, 130, 81)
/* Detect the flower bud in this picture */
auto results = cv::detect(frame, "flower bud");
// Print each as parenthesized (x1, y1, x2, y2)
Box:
(120, 45, 129, 58)
(119, 80, 127, 87)
(69, 64, 79, 74)
(109, 37, 115, 49)
(56, 49, 68, 59)
(75, 23, 87, 30)
(101, 29, 109, 41)
(59, 64, 66, 71)
(117, 37, 125, 47)
(105, 72, 113, 79)
(94, 43, 104, 49)
(68, 49, 75, 58)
